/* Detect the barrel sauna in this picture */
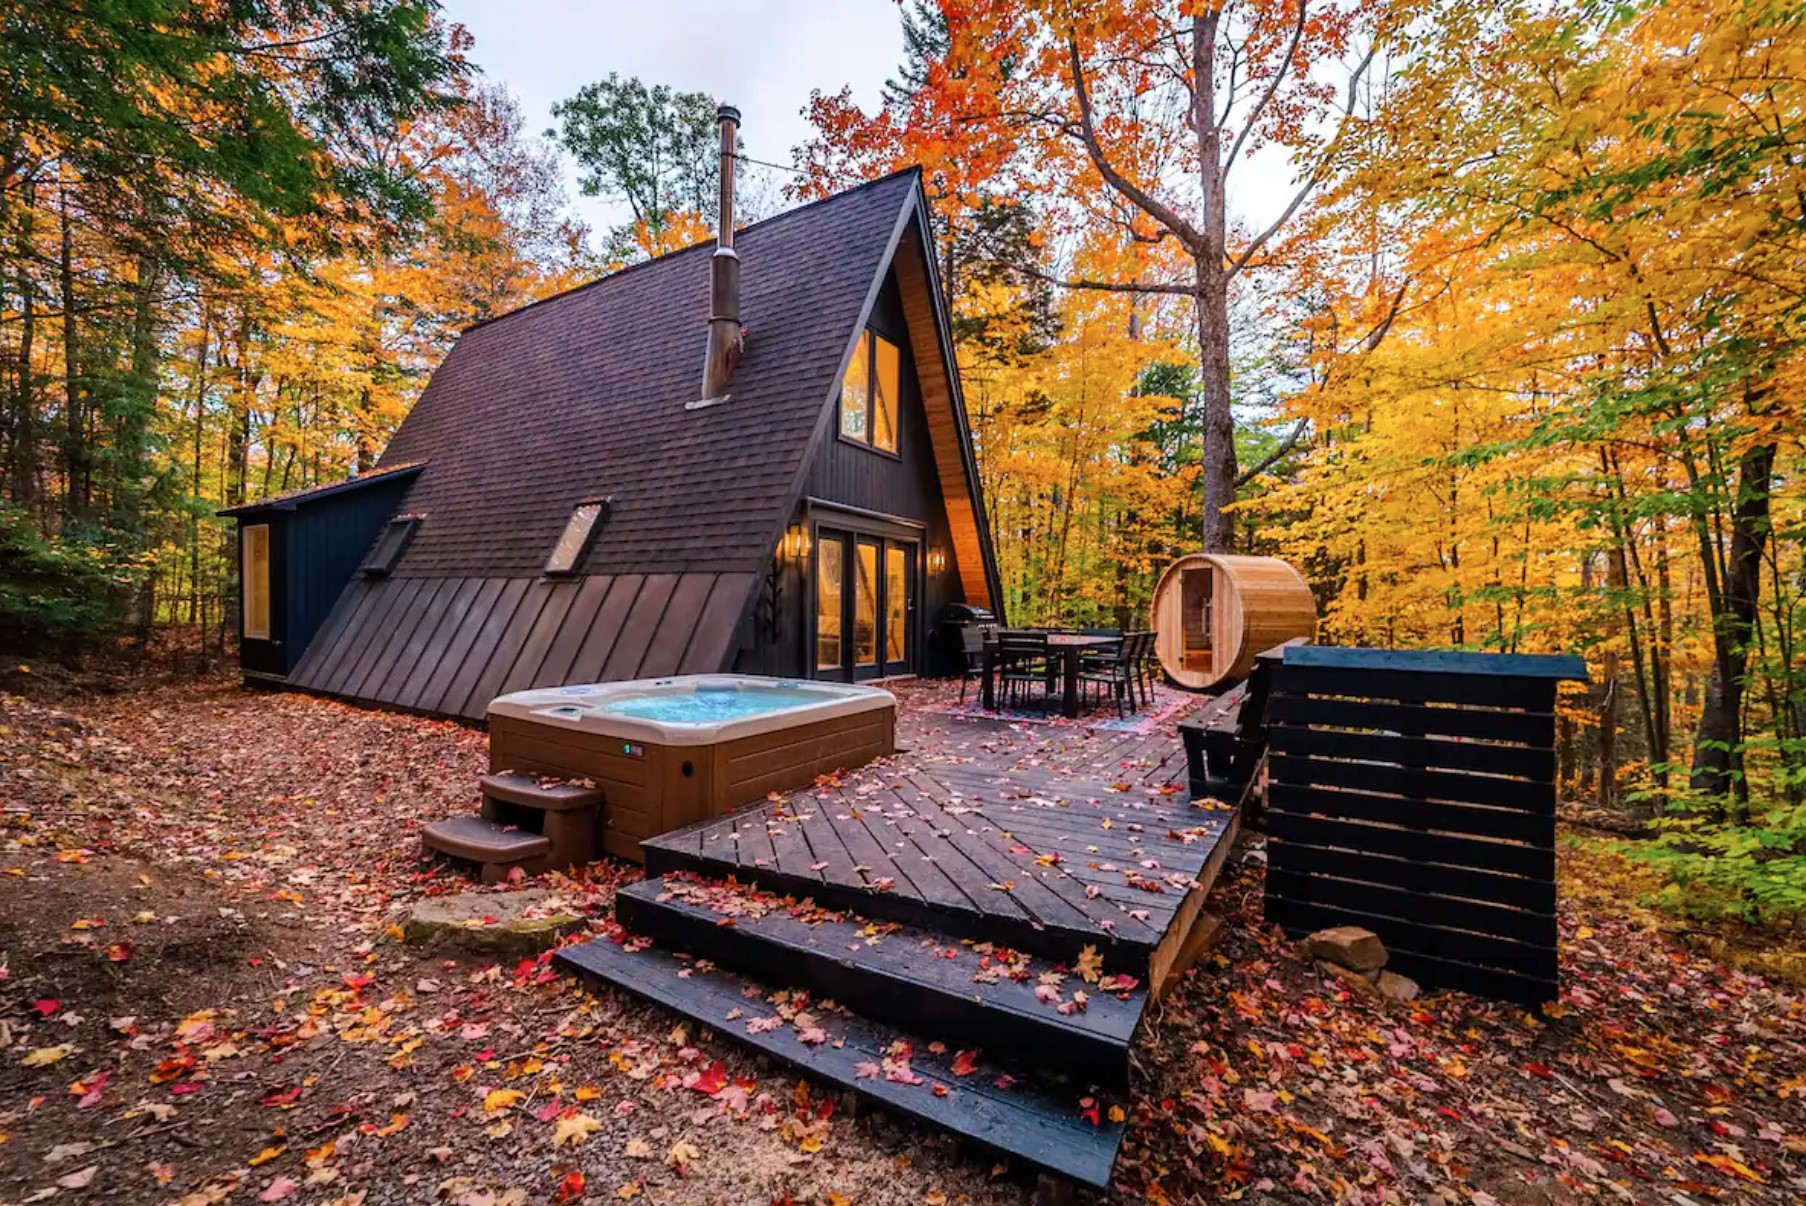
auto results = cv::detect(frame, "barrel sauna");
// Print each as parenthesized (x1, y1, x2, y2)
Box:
(1151, 554, 1316, 690)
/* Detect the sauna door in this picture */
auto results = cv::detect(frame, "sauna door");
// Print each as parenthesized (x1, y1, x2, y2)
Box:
(813, 528, 916, 682)
(1181, 566, 1215, 672)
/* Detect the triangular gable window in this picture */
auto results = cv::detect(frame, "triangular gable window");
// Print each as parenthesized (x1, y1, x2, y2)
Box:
(545, 498, 610, 577)
(361, 515, 420, 577)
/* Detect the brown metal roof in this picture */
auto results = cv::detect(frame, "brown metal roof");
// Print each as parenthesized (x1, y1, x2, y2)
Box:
(284, 170, 933, 720)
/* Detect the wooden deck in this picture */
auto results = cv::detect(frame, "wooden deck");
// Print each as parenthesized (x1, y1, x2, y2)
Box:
(560, 685, 1240, 1191)
(641, 693, 1238, 987)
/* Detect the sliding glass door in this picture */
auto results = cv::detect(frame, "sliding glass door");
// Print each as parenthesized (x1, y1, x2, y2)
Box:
(813, 527, 916, 681)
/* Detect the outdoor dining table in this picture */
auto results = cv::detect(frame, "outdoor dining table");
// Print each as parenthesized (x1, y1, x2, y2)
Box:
(980, 631, 1123, 718)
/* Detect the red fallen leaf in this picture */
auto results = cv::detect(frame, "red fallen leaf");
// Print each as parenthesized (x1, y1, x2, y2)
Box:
(342, 974, 374, 991)
(686, 1059, 729, 1095)
(1523, 1062, 1554, 1080)
(170, 1082, 204, 1095)
(32, 998, 59, 1017)
(73, 1070, 108, 1108)
(106, 941, 134, 962)
(950, 1050, 981, 1077)
(552, 1169, 586, 1203)
(536, 1099, 564, 1122)
(932, 1083, 950, 1097)
(260, 1086, 303, 1108)
(994, 1073, 1017, 1091)
(1079, 1096, 1101, 1126)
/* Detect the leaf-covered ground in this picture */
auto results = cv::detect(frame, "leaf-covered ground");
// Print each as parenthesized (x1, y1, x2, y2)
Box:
(2, 678, 1804, 1205)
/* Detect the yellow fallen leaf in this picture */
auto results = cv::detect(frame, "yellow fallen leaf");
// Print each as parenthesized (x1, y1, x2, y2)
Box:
(249, 1145, 286, 1166)
(1075, 944, 1103, 984)
(552, 1113, 602, 1148)
(22, 1045, 73, 1067)
(625, 1138, 654, 1159)
(1108, 1104, 1127, 1124)
(665, 1139, 701, 1170)
(616, 1186, 641, 1201)
(483, 1088, 525, 1114)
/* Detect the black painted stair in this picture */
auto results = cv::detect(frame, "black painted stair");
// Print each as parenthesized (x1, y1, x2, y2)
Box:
(615, 874, 1147, 1089)
(556, 932, 1128, 1189)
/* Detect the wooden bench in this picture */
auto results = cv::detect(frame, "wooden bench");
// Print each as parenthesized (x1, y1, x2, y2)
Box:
(1178, 640, 1297, 805)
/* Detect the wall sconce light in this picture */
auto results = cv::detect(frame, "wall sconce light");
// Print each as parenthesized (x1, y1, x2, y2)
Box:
(926, 546, 948, 575)
(781, 524, 811, 563)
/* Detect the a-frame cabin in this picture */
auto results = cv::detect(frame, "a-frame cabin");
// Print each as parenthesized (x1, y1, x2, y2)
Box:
(221, 155, 1002, 721)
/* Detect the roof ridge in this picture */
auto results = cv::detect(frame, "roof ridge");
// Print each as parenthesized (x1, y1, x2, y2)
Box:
(461, 166, 923, 336)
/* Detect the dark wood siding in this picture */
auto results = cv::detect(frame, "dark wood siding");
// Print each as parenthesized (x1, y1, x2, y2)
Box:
(759, 267, 967, 675)
(236, 475, 414, 678)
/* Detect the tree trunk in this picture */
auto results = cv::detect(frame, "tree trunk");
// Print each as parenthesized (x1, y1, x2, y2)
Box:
(9, 177, 37, 509)
(1690, 442, 1775, 809)
(58, 174, 87, 523)
(1191, 12, 1236, 553)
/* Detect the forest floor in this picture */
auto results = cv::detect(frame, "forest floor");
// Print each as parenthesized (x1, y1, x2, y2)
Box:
(2, 674, 1805, 1206)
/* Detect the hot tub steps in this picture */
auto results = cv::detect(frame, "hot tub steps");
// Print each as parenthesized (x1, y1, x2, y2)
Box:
(421, 817, 553, 884)
(615, 874, 1145, 1089)
(480, 771, 605, 812)
(555, 931, 1128, 1190)
(423, 773, 607, 882)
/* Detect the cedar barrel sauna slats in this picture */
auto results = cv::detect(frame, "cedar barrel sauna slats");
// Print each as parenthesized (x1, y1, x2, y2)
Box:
(1151, 554, 1317, 691)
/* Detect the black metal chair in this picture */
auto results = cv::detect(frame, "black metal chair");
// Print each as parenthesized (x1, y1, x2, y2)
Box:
(1080, 631, 1147, 717)
(997, 632, 1054, 709)
(1126, 630, 1159, 704)
(957, 624, 997, 703)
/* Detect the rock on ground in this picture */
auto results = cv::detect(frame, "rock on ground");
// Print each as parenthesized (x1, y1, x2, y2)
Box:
(401, 887, 586, 952)
(1303, 925, 1388, 972)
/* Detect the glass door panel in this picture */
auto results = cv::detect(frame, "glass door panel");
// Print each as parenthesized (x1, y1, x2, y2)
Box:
(816, 536, 844, 676)
(883, 544, 912, 674)
(853, 539, 880, 677)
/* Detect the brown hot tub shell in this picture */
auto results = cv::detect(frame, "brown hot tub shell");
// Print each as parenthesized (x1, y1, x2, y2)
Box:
(487, 685, 896, 863)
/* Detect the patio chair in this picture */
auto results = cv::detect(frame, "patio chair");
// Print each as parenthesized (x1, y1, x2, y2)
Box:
(1080, 631, 1146, 717)
(1128, 630, 1160, 703)
(997, 631, 1055, 709)
(957, 624, 996, 703)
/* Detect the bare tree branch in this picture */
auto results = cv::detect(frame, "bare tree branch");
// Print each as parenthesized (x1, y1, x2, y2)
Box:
(1008, 261, 1202, 297)
(1064, 35, 1208, 253)
(1224, 0, 1309, 178)
(1229, 39, 1380, 276)
(1235, 418, 1310, 486)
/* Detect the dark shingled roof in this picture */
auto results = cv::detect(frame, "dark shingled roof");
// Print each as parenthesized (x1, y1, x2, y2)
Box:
(281, 169, 940, 720)
(375, 168, 922, 580)
(216, 462, 424, 516)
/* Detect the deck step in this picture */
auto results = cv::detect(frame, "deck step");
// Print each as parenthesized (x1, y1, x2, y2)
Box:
(556, 932, 1127, 1189)
(480, 771, 605, 812)
(639, 834, 1148, 974)
(616, 875, 1145, 1089)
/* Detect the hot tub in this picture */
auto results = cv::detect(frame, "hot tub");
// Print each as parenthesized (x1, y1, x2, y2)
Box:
(486, 676, 896, 862)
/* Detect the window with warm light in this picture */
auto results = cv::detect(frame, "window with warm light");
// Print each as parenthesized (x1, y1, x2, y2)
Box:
(242, 524, 271, 640)
(545, 498, 609, 577)
(839, 329, 900, 454)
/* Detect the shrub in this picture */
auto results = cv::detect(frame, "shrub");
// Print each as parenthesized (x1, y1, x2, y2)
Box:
(0, 505, 141, 656)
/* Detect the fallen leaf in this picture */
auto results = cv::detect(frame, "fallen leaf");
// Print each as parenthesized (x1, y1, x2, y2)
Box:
(552, 1114, 602, 1149)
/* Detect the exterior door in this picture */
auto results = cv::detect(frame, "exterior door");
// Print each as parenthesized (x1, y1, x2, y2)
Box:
(813, 527, 916, 681)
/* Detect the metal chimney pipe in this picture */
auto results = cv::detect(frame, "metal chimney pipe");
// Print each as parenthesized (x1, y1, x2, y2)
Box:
(701, 103, 743, 401)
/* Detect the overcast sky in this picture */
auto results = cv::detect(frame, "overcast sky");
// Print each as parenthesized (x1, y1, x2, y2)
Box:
(441, 0, 1291, 239)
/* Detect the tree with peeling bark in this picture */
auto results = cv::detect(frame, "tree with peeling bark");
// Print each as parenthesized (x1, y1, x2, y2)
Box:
(916, 0, 1389, 551)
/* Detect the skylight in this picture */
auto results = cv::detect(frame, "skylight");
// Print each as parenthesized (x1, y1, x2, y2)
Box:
(361, 516, 420, 577)
(545, 498, 610, 576)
